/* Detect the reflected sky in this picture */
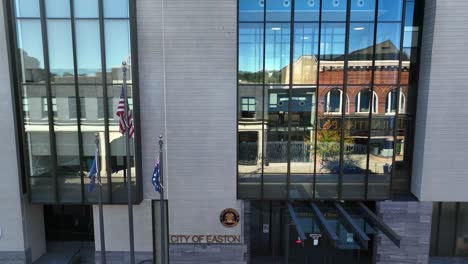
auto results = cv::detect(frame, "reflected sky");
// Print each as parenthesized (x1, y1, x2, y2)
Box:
(75, 20, 102, 75)
(45, 0, 70, 18)
(15, 0, 131, 80)
(74, 0, 99, 18)
(47, 20, 74, 76)
(239, 0, 409, 73)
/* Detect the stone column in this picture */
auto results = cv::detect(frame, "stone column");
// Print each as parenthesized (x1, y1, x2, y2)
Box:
(375, 201, 433, 264)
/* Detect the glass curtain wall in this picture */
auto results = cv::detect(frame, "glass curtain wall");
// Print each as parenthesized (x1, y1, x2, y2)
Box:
(430, 202, 468, 257)
(12, 0, 139, 204)
(237, 0, 421, 200)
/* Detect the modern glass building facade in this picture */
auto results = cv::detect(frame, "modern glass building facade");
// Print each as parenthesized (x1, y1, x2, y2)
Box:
(237, 0, 422, 201)
(8, 0, 141, 204)
(430, 202, 468, 257)
(3, 0, 468, 263)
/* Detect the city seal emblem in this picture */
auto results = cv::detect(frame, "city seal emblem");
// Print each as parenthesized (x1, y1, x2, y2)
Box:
(220, 208, 240, 228)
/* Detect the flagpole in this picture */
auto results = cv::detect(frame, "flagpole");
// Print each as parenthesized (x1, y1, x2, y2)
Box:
(95, 133, 106, 264)
(122, 62, 136, 264)
(159, 135, 166, 264)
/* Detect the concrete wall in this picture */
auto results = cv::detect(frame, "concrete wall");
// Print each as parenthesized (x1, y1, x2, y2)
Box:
(0, 1, 46, 263)
(138, 0, 244, 261)
(375, 202, 433, 264)
(412, 0, 468, 201)
(92, 200, 153, 252)
(95, 0, 245, 262)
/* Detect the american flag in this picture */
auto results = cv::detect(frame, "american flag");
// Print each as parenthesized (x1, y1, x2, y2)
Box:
(152, 159, 163, 193)
(116, 85, 134, 138)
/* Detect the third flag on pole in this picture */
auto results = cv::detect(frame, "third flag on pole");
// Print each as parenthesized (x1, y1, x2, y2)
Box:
(152, 159, 163, 193)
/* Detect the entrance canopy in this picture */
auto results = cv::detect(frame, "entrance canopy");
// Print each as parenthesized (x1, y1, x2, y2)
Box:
(287, 202, 400, 250)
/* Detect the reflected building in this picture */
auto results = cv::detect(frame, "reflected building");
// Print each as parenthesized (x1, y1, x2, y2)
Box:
(238, 39, 413, 200)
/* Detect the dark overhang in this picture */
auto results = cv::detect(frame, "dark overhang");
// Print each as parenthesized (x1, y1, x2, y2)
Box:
(286, 201, 401, 250)
(334, 202, 370, 249)
(287, 203, 307, 241)
(309, 202, 339, 245)
(358, 202, 401, 247)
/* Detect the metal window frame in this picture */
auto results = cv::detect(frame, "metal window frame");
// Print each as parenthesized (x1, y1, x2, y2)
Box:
(236, 0, 418, 201)
(364, 0, 380, 200)
(2, 0, 30, 195)
(286, 0, 295, 200)
(39, 0, 59, 203)
(389, 0, 408, 197)
(261, 0, 267, 200)
(312, 0, 323, 200)
(129, 0, 142, 203)
(70, 0, 86, 203)
(6, 0, 142, 205)
(392, 0, 425, 198)
(97, 0, 113, 203)
(338, 0, 352, 200)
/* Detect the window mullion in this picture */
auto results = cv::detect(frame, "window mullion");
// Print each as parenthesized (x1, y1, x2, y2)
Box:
(39, 0, 59, 203)
(98, 0, 112, 202)
(70, 0, 86, 203)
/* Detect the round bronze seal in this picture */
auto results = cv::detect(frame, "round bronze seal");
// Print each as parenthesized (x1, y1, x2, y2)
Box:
(220, 208, 240, 228)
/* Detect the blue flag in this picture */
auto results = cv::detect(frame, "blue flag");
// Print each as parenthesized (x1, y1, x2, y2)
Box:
(152, 159, 162, 193)
(88, 158, 97, 192)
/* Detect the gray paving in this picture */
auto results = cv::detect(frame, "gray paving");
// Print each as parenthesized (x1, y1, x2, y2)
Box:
(33, 242, 94, 264)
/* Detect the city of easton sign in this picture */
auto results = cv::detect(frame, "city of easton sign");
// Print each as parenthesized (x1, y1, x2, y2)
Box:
(169, 234, 241, 244)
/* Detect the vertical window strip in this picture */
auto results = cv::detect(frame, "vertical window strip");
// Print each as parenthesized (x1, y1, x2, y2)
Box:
(39, 0, 59, 202)
(98, 0, 112, 202)
(389, 0, 407, 197)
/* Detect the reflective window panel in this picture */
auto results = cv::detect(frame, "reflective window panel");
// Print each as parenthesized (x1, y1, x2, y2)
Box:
(74, 0, 99, 18)
(104, 20, 132, 83)
(23, 85, 55, 202)
(12, 0, 137, 204)
(266, 0, 292, 22)
(239, 23, 264, 84)
(16, 19, 45, 83)
(107, 85, 136, 202)
(377, 0, 403, 22)
(237, 0, 421, 200)
(265, 23, 291, 84)
(347, 23, 374, 85)
(293, 23, 319, 85)
(322, 0, 347, 22)
(51, 85, 82, 202)
(45, 0, 70, 18)
(15, 0, 40, 18)
(75, 20, 102, 82)
(263, 86, 289, 199)
(374, 23, 401, 85)
(239, 0, 264, 22)
(103, 0, 129, 18)
(289, 88, 316, 199)
(294, 0, 320, 22)
(47, 19, 75, 83)
(315, 128, 340, 199)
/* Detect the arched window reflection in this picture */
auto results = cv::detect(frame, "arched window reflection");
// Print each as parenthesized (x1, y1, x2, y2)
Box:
(355, 89, 378, 113)
(386, 89, 406, 114)
(324, 88, 348, 113)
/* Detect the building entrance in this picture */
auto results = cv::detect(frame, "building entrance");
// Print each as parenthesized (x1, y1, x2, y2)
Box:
(249, 201, 373, 264)
(44, 205, 94, 242)
(34, 205, 95, 263)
